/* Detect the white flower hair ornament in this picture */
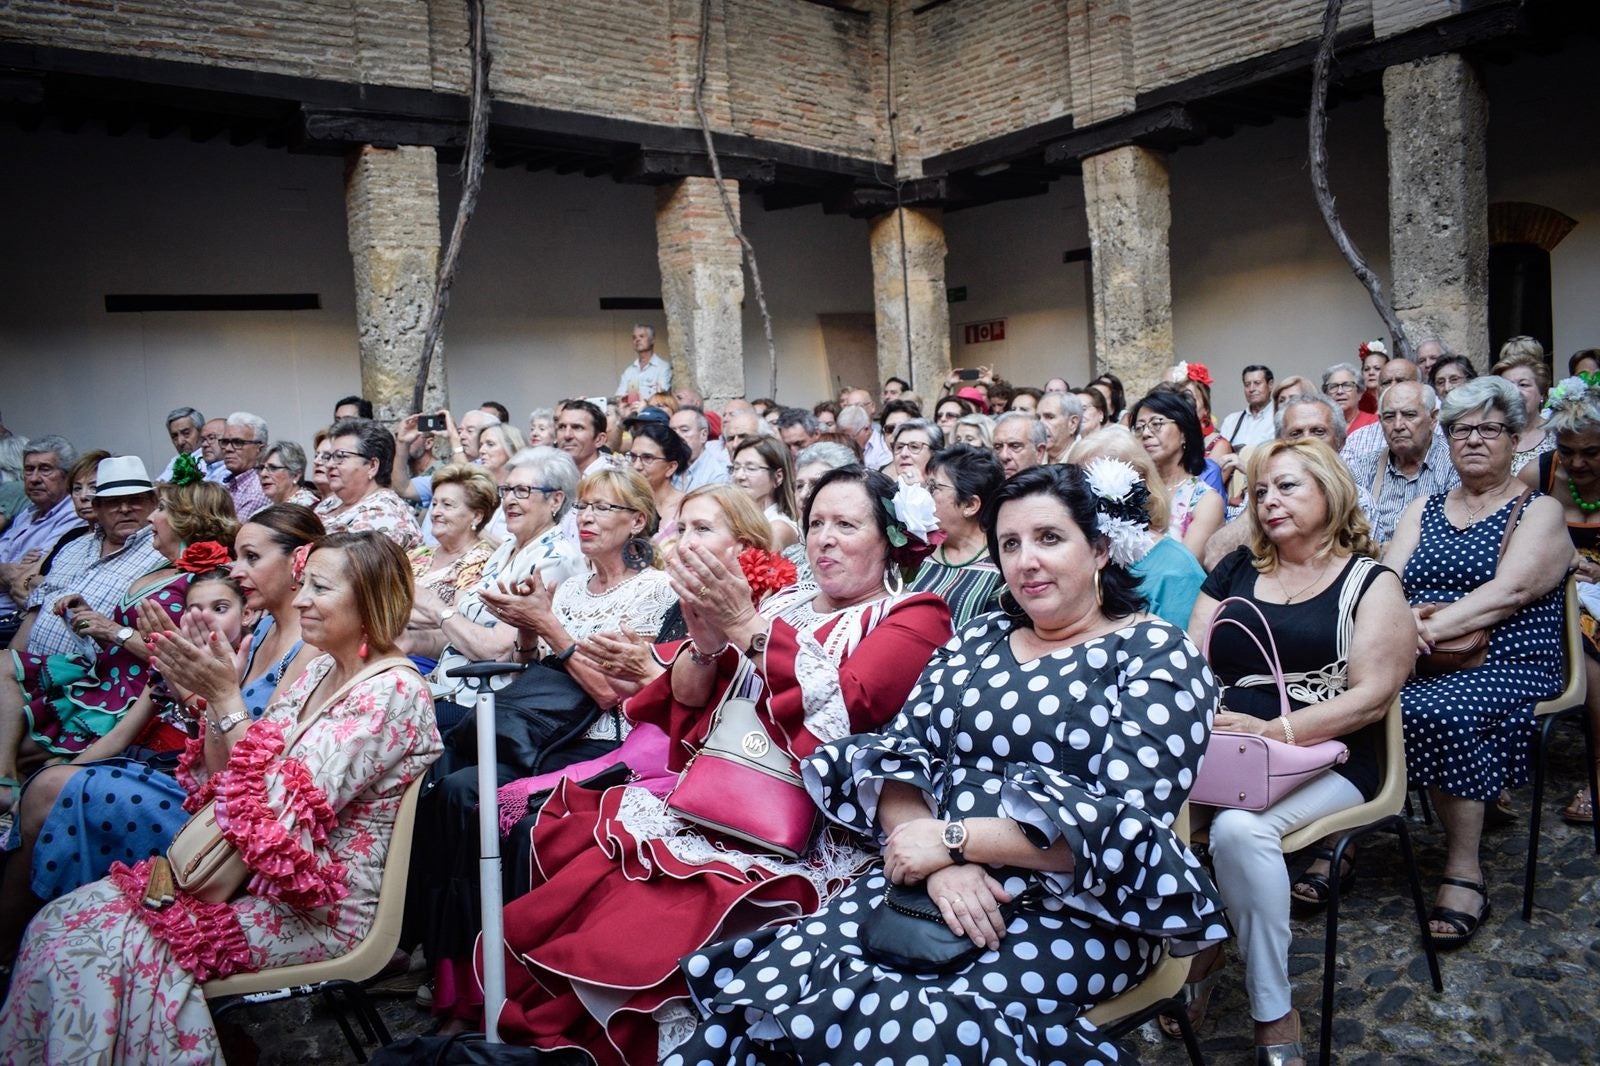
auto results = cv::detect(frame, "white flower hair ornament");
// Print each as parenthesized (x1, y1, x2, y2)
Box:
(882, 481, 946, 570)
(1082, 457, 1156, 568)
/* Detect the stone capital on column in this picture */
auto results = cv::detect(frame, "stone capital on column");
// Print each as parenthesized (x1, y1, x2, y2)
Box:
(870, 207, 950, 397)
(1082, 145, 1174, 402)
(655, 176, 746, 407)
(1384, 53, 1489, 366)
(345, 144, 446, 421)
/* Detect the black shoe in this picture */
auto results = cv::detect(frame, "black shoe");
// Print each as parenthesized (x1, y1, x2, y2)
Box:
(1427, 876, 1490, 949)
(1290, 846, 1356, 915)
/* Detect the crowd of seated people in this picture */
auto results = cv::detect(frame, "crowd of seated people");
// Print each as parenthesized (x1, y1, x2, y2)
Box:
(0, 329, 1595, 1065)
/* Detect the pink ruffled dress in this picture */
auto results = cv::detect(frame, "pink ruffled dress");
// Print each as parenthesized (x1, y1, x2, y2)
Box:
(0, 656, 443, 1065)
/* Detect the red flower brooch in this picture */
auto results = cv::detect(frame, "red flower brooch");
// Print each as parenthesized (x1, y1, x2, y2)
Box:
(739, 547, 797, 603)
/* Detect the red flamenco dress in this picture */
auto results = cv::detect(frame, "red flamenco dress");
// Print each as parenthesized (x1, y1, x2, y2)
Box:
(483, 588, 951, 1066)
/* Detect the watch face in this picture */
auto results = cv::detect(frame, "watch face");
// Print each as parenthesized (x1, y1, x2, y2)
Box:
(749, 632, 769, 654)
(942, 821, 965, 849)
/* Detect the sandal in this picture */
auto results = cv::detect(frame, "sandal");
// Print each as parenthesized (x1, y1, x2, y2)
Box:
(1158, 945, 1224, 1040)
(1255, 1008, 1305, 1066)
(1485, 789, 1517, 827)
(1289, 846, 1356, 914)
(1428, 875, 1491, 949)
(1562, 788, 1594, 826)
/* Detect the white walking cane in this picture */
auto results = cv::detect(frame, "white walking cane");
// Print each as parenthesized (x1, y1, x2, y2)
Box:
(446, 660, 527, 1044)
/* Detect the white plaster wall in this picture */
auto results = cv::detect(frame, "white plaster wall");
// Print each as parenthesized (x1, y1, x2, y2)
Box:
(0, 126, 359, 470)
(944, 182, 1095, 390)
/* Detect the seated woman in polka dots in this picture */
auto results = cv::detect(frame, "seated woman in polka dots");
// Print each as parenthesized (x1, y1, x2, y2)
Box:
(670, 462, 1230, 1066)
(1387, 376, 1568, 947)
(1186, 438, 1414, 1064)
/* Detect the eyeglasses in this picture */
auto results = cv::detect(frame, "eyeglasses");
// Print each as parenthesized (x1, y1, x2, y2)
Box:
(1132, 417, 1174, 436)
(1325, 381, 1359, 394)
(323, 449, 368, 464)
(499, 484, 556, 500)
(572, 500, 635, 515)
(218, 437, 259, 450)
(925, 478, 955, 495)
(22, 464, 61, 477)
(623, 452, 667, 466)
(893, 441, 931, 453)
(313, 452, 334, 464)
(255, 462, 290, 474)
(729, 463, 773, 475)
(1446, 421, 1510, 441)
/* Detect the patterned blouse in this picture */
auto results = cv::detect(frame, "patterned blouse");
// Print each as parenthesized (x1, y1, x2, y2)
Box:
(409, 538, 497, 606)
(314, 488, 422, 551)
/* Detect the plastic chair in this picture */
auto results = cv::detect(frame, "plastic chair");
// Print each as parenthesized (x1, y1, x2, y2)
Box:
(1523, 574, 1600, 920)
(1084, 806, 1205, 1065)
(204, 774, 427, 1063)
(1278, 696, 1442, 1066)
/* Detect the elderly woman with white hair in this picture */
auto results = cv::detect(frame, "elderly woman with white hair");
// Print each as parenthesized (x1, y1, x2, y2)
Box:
(1322, 362, 1378, 436)
(256, 441, 318, 507)
(1385, 374, 1569, 947)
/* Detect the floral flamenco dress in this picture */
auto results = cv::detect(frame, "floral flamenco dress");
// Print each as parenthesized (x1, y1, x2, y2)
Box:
(14, 566, 189, 757)
(0, 657, 442, 1064)
(481, 587, 952, 1066)
(672, 615, 1230, 1066)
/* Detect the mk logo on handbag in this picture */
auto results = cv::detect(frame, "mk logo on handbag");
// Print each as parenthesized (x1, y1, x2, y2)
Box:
(741, 731, 770, 758)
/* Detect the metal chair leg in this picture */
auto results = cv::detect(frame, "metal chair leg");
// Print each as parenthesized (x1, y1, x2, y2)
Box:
(1392, 815, 1442, 991)
(1317, 834, 1354, 1066)
(1523, 714, 1560, 921)
(321, 987, 367, 1063)
(1581, 711, 1600, 856)
(1161, 1001, 1207, 1066)
(351, 987, 393, 1048)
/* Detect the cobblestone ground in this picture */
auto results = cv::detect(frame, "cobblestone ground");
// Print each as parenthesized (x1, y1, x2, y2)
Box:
(239, 737, 1600, 1065)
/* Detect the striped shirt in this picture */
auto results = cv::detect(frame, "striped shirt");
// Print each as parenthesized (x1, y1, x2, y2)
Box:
(909, 554, 1004, 629)
(26, 526, 164, 659)
(1345, 433, 1460, 545)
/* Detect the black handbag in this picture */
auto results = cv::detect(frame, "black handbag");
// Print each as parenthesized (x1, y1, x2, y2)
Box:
(443, 659, 605, 776)
(862, 881, 1025, 974)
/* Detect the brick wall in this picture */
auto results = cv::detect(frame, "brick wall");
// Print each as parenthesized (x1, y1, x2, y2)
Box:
(1130, 0, 1373, 95)
(906, 0, 1071, 158)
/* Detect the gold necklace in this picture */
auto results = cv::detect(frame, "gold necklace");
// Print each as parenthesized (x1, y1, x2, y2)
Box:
(1275, 557, 1333, 603)
(1457, 479, 1512, 523)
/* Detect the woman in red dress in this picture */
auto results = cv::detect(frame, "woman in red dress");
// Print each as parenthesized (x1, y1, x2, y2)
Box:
(484, 467, 952, 1065)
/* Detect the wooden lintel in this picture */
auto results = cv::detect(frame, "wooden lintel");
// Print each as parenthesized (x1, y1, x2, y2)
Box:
(1042, 103, 1201, 165)
(613, 149, 776, 186)
(298, 105, 466, 150)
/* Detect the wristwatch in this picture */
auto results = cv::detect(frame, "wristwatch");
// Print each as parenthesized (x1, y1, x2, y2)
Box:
(214, 710, 251, 734)
(439, 608, 456, 626)
(942, 820, 969, 865)
(745, 629, 769, 658)
(115, 626, 137, 647)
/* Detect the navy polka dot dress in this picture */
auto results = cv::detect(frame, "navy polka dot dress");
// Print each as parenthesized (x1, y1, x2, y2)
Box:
(669, 616, 1229, 1066)
(1402, 495, 1563, 802)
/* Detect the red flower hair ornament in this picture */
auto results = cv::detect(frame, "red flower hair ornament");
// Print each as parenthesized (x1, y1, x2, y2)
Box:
(175, 541, 232, 574)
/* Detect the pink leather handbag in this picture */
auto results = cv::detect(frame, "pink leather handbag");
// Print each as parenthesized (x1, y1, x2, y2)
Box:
(667, 662, 819, 859)
(1190, 597, 1348, 812)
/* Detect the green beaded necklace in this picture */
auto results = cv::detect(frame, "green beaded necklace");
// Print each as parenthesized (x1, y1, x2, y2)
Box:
(1570, 478, 1600, 514)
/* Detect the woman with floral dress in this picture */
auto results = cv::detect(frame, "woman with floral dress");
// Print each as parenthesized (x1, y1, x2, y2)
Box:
(0, 531, 441, 1063)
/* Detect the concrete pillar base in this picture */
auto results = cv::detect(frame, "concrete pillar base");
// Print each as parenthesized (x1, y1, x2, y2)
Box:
(870, 207, 951, 399)
(345, 144, 446, 421)
(655, 177, 745, 406)
(1384, 53, 1489, 365)
(1082, 145, 1174, 402)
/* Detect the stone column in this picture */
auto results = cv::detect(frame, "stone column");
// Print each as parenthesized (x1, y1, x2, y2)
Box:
(870, 207, 950, 396)
(1384, 54, 1489, 365)
(1081, 145, 1173, 400)
(344, 144, 446, 420)
(655, 176, 745, 406)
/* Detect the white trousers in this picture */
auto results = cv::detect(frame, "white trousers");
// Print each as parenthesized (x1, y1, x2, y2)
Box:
(1206, 772, 1365, 1022)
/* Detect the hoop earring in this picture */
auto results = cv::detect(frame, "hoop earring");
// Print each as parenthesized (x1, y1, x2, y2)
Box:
(1093, 568, 1104, 607)
(622, 536, 654, 572)
(997, 587, 1026, 620)
(883, 567, 905, 597)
